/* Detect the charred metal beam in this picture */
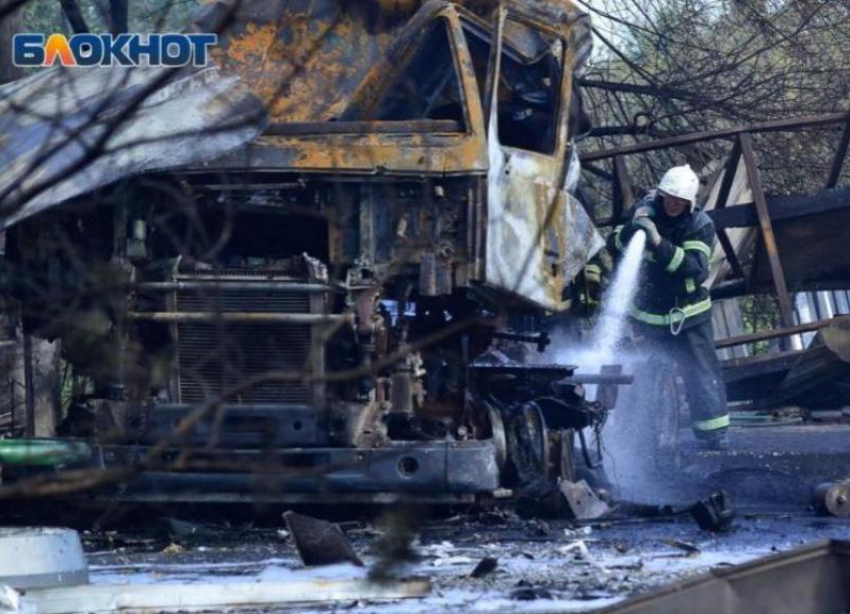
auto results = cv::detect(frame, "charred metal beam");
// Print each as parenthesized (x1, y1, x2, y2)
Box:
(739, 132, 795, 330)
(482, 7, 506, 132)
(710, 278, 748, 299)
(581, 112, 847, 162)
(716, 232, 744, 280)
(714, 140, 742, 212)
(713, 277, 850, 299)
(715, 316, 850, 349)
(581, 162, 615, 182)
(828, 115, 850, 189)
(709, 186, 850, 229)
(713, 141, 745, 279)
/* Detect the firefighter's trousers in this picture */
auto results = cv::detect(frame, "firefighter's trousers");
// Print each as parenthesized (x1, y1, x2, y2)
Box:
(635, 318, 730, 434)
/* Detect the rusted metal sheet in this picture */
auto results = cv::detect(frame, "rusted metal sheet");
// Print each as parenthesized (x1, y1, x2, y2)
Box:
(195, 0, 407, 124)
(201, 2, 489, 176)
(482, 3, 600, 310)
(208, 129, 488, 176)
(196, 0, 589, 125)
(198, 0, 590, 179)
(485, 145, 602, 309)
(0, 65, 264, 229)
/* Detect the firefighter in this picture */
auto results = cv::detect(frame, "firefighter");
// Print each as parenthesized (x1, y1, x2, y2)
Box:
(608, 164, 730, 450)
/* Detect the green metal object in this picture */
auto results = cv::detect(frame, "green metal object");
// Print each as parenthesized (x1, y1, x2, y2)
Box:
(0, 439, 92, 466)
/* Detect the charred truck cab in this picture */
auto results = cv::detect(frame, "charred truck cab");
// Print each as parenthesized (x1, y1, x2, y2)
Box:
(0, 0, 606, 505)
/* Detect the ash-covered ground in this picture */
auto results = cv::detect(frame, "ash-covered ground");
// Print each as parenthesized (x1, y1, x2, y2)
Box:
(80, 509, 850, 613)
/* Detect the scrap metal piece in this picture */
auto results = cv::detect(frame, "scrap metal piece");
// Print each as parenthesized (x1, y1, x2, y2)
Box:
(283, 512, 364, 567)
(470, 557, 498, 578)
(600, 540, 850, 614)
(559, 479, 610, 520)
(661, 540, 701, 556)
(511, 585, 553, 601)
(0, 66, 263, 227)
(814, 481, 850, 517)
(0, 528, 89, 590)
(690, 491, 735, 532)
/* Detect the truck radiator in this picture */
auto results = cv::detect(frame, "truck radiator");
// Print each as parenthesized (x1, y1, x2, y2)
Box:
(173, 277, 321, 406)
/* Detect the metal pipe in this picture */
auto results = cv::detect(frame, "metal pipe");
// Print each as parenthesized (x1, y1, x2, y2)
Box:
(0, 439, 92, 466)
(581, 111, 848, 162)
(136, 282, 336, 293)
(127, 311, 353, 325)
(715, 316, 850, 349)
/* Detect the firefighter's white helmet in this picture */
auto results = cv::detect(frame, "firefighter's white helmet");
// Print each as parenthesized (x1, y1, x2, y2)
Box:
(657, 164, 700, 210)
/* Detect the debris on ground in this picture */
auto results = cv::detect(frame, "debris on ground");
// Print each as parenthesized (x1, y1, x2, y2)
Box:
(283, 512, 364, 567)
(7, 512, 838, 614)
(163, 517, 242, 547)
(563, 526, 594, 539)
(661, 539, 702, 556)
(557, 540, 591, 560)
(17, 578, 432, 614)
(160, 543, 185, 555)
(690, 491, 736, 532)
(511, 585, 554, 601)
(470, 557, 498, 578)
(560, 480, 611, 520)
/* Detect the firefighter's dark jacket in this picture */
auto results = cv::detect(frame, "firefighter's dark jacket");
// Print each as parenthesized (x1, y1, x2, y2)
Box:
(607, 193, 716, 330)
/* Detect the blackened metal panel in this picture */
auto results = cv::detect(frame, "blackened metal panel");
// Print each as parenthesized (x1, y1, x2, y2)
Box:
(0, 67, 264, 229)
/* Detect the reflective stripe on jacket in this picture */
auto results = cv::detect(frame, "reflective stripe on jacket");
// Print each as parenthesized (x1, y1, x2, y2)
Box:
(607, 195, 717, 331)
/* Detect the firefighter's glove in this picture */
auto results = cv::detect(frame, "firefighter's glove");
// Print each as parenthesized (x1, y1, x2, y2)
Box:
(632, 216, 661, 248)
(633, 204, 655, 219)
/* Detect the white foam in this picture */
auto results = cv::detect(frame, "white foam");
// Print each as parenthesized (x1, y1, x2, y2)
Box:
(587, 230, 646, 363)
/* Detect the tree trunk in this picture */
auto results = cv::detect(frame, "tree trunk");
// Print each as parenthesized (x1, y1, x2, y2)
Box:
(109, 0, 128, 34)
(59, 0, 90, 34)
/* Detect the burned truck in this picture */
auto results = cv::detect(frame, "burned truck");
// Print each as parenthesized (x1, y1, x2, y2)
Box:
(0, 0, 607, 504)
